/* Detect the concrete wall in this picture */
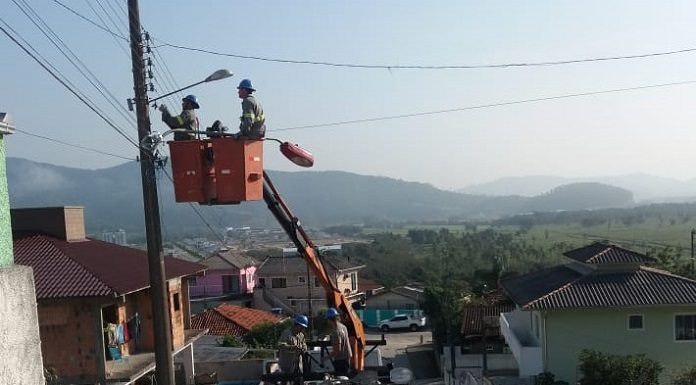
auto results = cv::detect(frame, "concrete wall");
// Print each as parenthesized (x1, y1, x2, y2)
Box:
(545, 306, 696, 384)
(195, 359, 267, 381)
(169, 278, 185, 348)
(0, 138, 11, 267)
(367, 291, 419, 310)
(0, 265, 45, 384)
(11, 206, 85, 242)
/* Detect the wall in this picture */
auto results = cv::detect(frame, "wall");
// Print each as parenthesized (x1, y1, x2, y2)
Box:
(191, 269, 237, 297)
(0, 265, 45, 384)
(169, 277, 185, 348)
(367, 291, 419, 310)
(545, 306, 696, 384)
(0, 138, 11, 267)
(37, 299, 100, 382)
(195, 359, 267, 381)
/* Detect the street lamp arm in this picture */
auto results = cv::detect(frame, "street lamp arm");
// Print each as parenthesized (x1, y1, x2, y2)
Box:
(148, 69, 233, 104)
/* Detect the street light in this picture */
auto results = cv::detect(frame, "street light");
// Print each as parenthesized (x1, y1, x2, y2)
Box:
(0, 113, 16, 135)
(146, 68, 233, 105)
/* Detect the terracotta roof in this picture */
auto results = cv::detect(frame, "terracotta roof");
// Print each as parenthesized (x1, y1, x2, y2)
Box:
(502, 265, 696, 310)
(14, 233, 205, 299)
(200, 250, 257, 270)
(461, 304, 515, 336)
(191, 304, 283, 336)
(563, 242, 655, 265)
(359, 278, 384, 292)
(258, 255, 364, 276)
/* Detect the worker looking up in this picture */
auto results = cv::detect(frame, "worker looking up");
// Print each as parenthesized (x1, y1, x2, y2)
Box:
(278, 314, 309, 375)
(324, 308, 352, 376)
(159, 95, 200, 141)
(234, 79, 266, 139)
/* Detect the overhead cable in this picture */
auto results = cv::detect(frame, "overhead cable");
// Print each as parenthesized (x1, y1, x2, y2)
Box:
(271, 80, 696, 132)
(53, 0, 127, 41)
(14, 128, 135, 161)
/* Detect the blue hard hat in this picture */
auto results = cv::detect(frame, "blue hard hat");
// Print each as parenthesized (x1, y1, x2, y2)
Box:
(182, 95, 200, 109)
(237, 79, 255, 92)
(325, 308, 339, 319)
(294, 314, 309, 328)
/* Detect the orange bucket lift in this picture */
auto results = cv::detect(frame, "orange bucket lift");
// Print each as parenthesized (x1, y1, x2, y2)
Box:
(168, 138, 264, 204)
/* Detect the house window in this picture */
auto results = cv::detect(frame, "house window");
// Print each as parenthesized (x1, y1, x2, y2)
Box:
(173, 293, 180, 311)
(485, 345, 495, 352)
(628, 314, 644, 330)
(258, 278, 266, 287)
(299, 276, 307, 284)
(271, 277, 287, 288)
(314, 277, 321, 287)
(290, 299, 297, 306)
(675, 314, 696, 341)
(188, 277, 197, 286)
(351, 272, 357, 291)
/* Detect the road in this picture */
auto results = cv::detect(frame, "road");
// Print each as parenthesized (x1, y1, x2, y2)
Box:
(366, 328, 432, 359)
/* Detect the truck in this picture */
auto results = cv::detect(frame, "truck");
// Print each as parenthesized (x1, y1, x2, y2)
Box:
(379, 314, 427, 332)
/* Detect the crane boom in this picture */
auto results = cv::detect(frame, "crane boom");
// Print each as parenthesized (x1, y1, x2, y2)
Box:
(262, 171, 366, 372)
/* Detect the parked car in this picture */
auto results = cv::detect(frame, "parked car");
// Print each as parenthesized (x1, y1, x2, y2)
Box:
(379, 314, 426, 331)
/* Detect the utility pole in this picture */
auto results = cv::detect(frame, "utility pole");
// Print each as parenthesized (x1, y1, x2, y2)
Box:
(691, 229, 695, 275)
(128, 1, 174, 384)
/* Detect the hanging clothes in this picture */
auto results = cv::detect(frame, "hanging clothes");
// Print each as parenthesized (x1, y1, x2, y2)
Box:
(116, 323, 125, 344)
(105, 323, 117, 346)
(122, 320, 130, 342)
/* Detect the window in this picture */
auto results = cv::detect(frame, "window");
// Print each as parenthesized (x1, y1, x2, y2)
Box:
(290, 299, 297, 306)
(314, 277, 321, 287)
(675, 314, 696, 341)
(393, 315, 408, 321)
(188, 277, 197, 286)
(173, 293, 180, 311)
(298, 276, 307, 284)
(485, 345, 495, 352)
(628, 314, 644, 330)
(271, 277, 287, 288)
(258, 278, 266, 287)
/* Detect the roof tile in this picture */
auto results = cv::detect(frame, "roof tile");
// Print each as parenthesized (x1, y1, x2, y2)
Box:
(191, 304, 283, 336)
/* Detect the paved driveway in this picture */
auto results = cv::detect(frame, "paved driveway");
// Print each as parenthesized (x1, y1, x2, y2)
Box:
(366, 329, 432, 359)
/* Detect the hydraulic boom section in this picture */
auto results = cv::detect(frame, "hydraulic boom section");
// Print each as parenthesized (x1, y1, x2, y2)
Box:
(262, 171, 366, 372)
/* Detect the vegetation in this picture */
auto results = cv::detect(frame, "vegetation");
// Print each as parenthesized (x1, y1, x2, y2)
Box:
(536, 372, 569, 385)
(577, 349, 662, 385)
(220, 334, 244, 347)
(242, 321, 291, 349)
(673, 366, 696, 385)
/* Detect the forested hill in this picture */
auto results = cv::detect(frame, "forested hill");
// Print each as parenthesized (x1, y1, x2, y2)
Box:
(7, 158, 633, 234)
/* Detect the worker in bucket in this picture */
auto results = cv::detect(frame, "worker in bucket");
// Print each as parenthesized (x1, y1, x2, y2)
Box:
(159, 95, 200, 141)
(234, 79, 266, 139)
(324, 308, 352, 376)
(278, 314, 309, 375)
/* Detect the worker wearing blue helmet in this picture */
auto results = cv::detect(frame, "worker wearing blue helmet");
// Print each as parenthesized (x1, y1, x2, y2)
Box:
(234, 79, 266, 139)
(278, 314, 309, 374)
(324, 307, 352, 376)
(159, 94, 200, 141)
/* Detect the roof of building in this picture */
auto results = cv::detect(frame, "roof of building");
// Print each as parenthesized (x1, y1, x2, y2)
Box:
(501, 264, 696, 310)
(359, 278, 384, 292)
(563, 242, 656, 265)
(370, 286, 424, 301)
(200, 250, 257, 270)
(257, 255, 364, 276)
(14, 233, 205, 299)
(461, 303, 516, 336)
(191, 304, 283, 336)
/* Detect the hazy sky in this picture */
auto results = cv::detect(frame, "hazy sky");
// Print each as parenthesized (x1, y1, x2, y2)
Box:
(3, 1, 696, 190)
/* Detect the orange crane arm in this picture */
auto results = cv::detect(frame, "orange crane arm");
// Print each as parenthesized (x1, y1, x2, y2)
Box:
(262, 171, 365, 372)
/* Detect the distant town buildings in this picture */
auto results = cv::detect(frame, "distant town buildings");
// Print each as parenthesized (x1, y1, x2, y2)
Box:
(101, 229, 127, 245)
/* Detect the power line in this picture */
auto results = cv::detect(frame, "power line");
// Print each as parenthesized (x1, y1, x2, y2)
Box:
(50, 0, 696, 71)
(158, 42, 696, 70)
(14, 128, 134, 161)
(52, 0, 127, 41)
(83, 0, 130, 57)
(271, 79, 696, 132)
(0, 18, 139, 148)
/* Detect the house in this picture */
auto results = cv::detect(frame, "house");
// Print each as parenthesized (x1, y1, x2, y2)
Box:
(358, 278, 385, 297)
(190, 249, 258, 298)
(499, 242, 696, 384)
(12, 206, 207, 385)
(360, 285, 425, 326)
(461, 303, 515, 355)
(191, 303, 283, 336)
(254, 254, 366, 315)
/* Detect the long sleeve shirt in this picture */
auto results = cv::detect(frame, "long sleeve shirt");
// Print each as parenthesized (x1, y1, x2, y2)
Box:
(239, 96, 266, 138)
(161, 107, 198, 141)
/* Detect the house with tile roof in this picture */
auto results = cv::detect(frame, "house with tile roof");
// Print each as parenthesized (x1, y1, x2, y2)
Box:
(191, 303, 284, 336)
(254, 254, 365, 315)
(190, 249, 258, 298)
(12, 206, 207, 385)
(499, 242, 696, 383)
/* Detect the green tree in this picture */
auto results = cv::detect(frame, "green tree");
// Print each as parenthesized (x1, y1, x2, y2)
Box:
(578, 349, 662, 385)
(242, 320, 291, 349)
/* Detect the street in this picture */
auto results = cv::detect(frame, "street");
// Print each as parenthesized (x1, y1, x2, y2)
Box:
(366, 329, 432, 359)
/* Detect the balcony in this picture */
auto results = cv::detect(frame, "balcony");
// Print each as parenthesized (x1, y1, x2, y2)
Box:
(500, 312, 542, 377)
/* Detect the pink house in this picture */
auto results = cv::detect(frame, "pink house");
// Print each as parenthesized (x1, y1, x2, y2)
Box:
(189, 249, 258, 298)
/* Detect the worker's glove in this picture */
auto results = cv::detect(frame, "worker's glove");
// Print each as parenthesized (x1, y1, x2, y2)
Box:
(158, 104, 168, 112)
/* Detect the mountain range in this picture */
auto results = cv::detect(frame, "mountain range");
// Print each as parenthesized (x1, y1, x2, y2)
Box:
(459, 174, 696, 202)
(8, 158, 635, 235)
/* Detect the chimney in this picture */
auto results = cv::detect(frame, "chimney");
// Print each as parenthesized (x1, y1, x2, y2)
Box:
(11, 206, 86, 242)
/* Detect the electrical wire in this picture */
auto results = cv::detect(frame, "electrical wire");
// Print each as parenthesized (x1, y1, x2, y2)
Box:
(271, 79, 696, 132)
(0, 18, 139, 148)
(51, 0, 696, 71)
(14, 128, 135, 161)
(83, 0, 130, 58)
(158, 42, 696, 70)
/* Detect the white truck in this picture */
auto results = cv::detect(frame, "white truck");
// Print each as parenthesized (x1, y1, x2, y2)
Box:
(379, 314, 426, 332)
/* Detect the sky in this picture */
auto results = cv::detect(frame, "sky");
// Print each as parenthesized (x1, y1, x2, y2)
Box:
(3, 1, 696, 190)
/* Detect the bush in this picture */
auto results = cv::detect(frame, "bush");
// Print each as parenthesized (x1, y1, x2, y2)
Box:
(242, 320, 291, 349)
(219, 334, 244, 347)
(578, 349, 662, 385)
(673, 366, 696, 385)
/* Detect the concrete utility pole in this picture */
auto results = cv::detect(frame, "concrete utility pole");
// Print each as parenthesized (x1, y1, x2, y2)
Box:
(127, 1, 175, 383)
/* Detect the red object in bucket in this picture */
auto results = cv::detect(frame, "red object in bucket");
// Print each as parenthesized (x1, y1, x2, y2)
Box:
(280, 142, 314, 167)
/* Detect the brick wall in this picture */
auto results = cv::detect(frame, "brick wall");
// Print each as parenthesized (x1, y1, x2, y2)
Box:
(37, 300, 99, 381)
(168, 278, 185, 347)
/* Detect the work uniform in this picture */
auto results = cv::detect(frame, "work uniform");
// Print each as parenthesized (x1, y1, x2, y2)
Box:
(330, 321, 352, 376)
(278, 327, 307, 374)
(239, 95, 266, 139)
(161, 107, 198, 141)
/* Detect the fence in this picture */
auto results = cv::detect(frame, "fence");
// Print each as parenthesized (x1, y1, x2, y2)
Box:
(356, 308, 425, 327)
